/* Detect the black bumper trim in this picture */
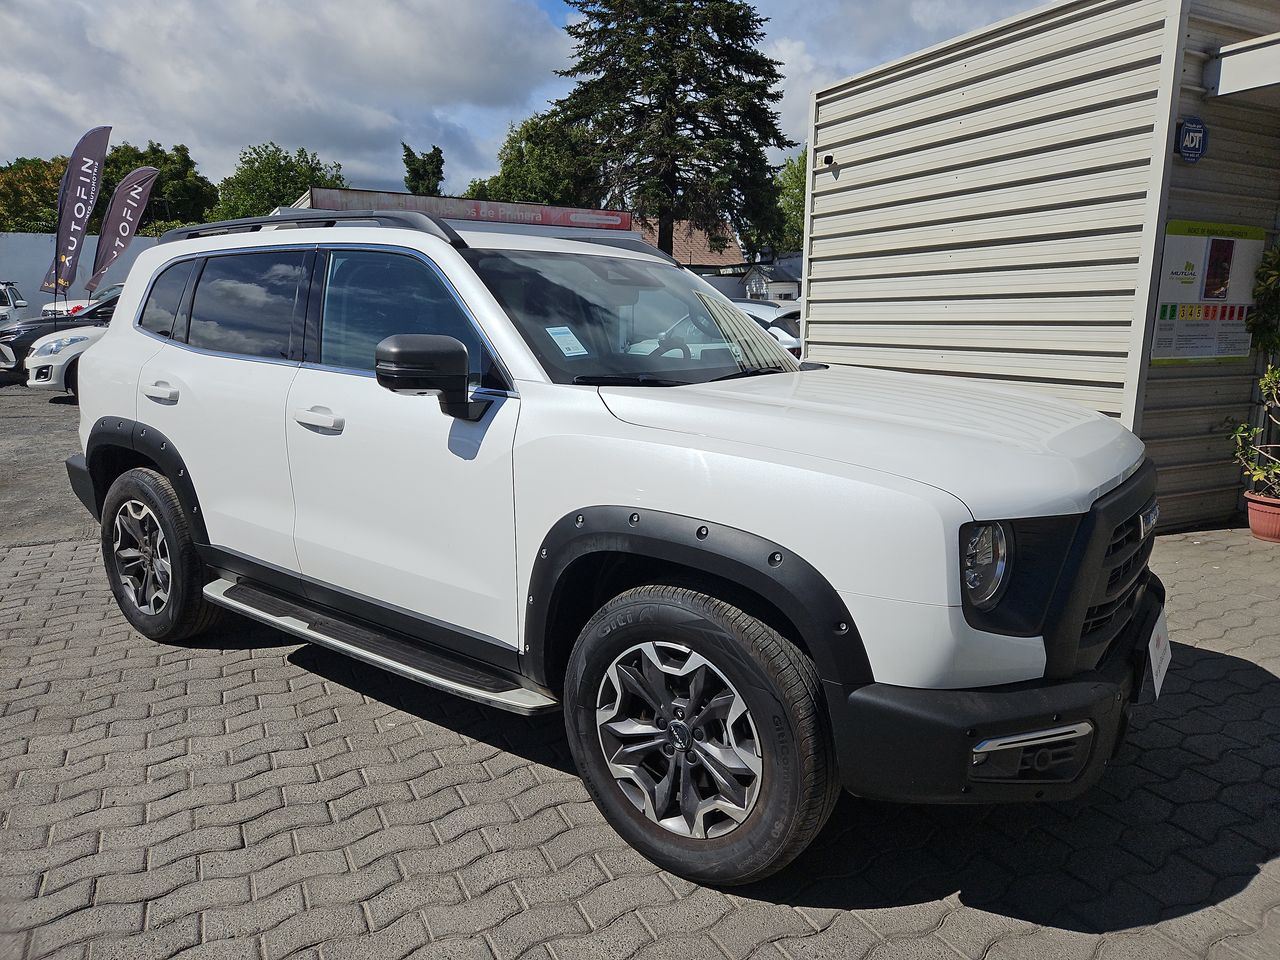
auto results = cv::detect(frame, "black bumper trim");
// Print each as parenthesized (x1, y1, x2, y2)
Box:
(828, 575, 1164, 804)
(66, 454, 99, 521)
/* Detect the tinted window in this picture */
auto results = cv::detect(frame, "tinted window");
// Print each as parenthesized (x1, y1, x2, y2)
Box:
(187, 252, 306, 359)
(138, 261, 194, 337)
(320, 250, 503, 387)
(0, 288, 10, 307)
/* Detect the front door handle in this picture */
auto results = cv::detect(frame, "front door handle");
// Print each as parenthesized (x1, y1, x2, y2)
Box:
(142, 381, 179, 402)
(293, 407, 345, 432)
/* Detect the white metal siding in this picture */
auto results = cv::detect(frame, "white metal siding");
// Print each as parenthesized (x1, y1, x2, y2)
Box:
(804, 0, 1183, 418)
(1137, 0, 1280, 529)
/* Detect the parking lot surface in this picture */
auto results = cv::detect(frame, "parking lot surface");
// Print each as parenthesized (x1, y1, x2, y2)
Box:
(2, 389, 1279, 960)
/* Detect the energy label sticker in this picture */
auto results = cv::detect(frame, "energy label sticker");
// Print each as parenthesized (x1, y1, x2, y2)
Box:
(546, 326, 588, 357)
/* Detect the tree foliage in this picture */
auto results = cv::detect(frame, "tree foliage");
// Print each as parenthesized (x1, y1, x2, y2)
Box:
(555, 0, 790, 255)
(463, 113, 604, 207)
(210, 142, 347, 221)
(402, 142, 445, 196)
(775, 148, 807, 253)
(99, 142, 217, 230)
(0, 143, 218, 233)
(0, 156, 66, 232)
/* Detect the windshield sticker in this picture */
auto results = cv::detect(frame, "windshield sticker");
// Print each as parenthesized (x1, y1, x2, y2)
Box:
(546, 326, 588, 357)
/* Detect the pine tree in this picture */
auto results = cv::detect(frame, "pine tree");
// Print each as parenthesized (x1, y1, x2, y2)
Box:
(403, 143, 445, 196)
(556, 0, 790, 255)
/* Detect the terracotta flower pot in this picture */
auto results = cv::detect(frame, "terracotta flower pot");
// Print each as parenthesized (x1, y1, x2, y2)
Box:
(1244, 491, 1280, 543)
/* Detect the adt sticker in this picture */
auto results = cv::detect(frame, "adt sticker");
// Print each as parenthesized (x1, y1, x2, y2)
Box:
(1177, 117, 1208, 163)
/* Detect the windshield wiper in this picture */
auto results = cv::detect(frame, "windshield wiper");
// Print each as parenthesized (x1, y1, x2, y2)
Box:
(707, 365, 787, 382)
(573, 374, 685, 387)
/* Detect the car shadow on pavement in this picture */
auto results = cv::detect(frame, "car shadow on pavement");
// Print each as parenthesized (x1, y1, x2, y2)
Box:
(287, 643, 580, 775)
(48, 394, 77, 405)
(740, 641, 1280, 933)
(169, 616, 305, 650)
(273, 637, 1277, 933)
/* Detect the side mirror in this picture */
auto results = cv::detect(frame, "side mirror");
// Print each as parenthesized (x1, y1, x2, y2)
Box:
(374, 334, 491, 421)
(15, 300, 27, 308)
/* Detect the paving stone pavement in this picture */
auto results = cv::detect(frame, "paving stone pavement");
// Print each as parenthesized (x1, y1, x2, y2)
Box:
(0, 529, 1278, 960)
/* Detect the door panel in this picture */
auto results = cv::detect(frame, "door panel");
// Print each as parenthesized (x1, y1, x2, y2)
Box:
(286, 369, 521, 647)
(133, 249, 310, 571)
(138, 348, 300, 570)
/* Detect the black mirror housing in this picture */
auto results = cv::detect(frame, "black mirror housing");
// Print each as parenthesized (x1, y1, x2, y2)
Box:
(374, 334, 490, 420)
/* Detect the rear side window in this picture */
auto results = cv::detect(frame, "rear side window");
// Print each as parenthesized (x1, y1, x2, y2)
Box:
(138, 261, 194, 337)
(319, 249, 504, 387)
(187, 251, 307, 359)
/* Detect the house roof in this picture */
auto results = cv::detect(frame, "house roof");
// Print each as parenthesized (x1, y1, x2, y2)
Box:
(637, 220, 745, 268)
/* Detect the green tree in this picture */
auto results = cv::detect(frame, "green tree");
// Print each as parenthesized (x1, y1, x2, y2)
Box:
(0, 156, 67, 232)
(96, 141, 217, 231)
(210, 142, 347, 220)
(402, 143, 445, 196)
(463, 113, 604, 207)
(556, 0, 790, 255)
(775, 148, 806, 253)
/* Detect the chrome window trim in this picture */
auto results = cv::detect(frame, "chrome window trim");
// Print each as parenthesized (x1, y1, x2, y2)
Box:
(316, 242, 515, 393)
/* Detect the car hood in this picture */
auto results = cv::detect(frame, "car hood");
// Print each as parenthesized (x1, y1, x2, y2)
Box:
(28, 324, 107, 349)
(598, 365, 1145, 518)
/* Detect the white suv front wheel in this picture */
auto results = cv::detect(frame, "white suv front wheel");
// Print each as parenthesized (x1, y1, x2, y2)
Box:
(564, 584, 839, 885)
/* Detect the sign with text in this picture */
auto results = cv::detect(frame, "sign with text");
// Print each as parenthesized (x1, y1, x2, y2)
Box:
(1151, 220, 1265, 363)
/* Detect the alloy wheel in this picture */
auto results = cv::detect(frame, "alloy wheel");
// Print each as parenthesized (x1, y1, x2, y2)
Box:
(112, 499, 171, 615)
(596, 640, 762, 839)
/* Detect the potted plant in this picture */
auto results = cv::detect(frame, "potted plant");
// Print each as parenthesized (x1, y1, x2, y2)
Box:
(1230, 246, 1280, 541)
(1231, 364, 1280, 541)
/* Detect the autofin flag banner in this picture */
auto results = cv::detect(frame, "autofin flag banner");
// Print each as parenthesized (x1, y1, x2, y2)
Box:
(40, 125, 112, 294)
(85, 166, 158, 292)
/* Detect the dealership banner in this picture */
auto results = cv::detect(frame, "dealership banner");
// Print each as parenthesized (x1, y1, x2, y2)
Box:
(40, 125, 112, 294)
(85, 165, 158, 292)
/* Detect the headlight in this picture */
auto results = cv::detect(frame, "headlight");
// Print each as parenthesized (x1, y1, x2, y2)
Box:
(33, 336, 88, 357)
(960, 522, 1011, 609)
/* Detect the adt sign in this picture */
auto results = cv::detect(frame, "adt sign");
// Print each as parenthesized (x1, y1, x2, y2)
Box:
(1177, 117, 1208, 163)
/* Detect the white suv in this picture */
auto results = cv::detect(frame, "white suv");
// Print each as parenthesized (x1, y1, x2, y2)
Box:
(69, 210, 1170, 884)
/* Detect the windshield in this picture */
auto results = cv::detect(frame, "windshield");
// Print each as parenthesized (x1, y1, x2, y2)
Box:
(463, 249, 799, 385)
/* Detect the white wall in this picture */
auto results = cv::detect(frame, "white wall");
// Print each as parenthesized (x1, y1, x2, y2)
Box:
(802, 0, 1184, 418)
(0, 233, 159, 319)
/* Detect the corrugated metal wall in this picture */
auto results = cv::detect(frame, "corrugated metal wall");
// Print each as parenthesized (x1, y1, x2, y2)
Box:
(1136, 0, 1280, 529)
(803, 0, 1183, 418)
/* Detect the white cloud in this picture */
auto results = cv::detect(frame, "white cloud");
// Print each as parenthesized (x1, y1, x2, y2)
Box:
(1, 0, 1045, 195)
(0, 0, 572, 192)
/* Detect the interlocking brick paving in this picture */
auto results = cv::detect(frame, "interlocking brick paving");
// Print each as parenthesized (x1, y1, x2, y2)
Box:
(1, 529, 1277, 960)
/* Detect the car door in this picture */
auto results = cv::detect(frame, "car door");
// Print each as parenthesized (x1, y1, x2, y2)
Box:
(136, 248, 312, 571)
(285, 246, 521, 650)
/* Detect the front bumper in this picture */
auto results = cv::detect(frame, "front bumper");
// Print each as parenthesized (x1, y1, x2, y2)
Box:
(827, 574, 1164, 804)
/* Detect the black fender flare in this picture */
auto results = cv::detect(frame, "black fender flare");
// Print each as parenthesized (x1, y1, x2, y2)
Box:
(521, 506, 873, 688)
(84, 416, 209, 543)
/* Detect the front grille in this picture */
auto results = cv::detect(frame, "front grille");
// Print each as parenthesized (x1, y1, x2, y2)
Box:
(1077, 495, 1156, 666)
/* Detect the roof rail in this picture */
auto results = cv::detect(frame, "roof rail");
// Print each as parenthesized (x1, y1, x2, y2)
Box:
(158, 209, 468, 249)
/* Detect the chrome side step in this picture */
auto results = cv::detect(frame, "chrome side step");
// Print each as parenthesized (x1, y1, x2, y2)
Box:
(203, 578, 558, 716)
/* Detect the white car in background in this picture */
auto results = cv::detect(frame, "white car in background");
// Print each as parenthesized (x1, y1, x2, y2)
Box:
(733, 299, 802, 357)
(41, 282, 125, 319)
(25, 292, 118, 396)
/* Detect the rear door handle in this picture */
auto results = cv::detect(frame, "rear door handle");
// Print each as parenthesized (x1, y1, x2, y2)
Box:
(142, 381, 179, 402)
(293, 407, 345, 432)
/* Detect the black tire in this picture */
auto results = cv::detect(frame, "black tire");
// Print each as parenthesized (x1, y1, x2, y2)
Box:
(64, 359, 78, 398)
(100, 467, 222, 642)
(564, 584, 839, 885)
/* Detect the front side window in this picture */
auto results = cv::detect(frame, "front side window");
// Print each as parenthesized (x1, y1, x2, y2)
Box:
(462, 249, 798, 385)
(138, 261, 195, 338)
(0, 287, 10, 307)
(319, 249, 503, 387)
(186, 251, 306, 359)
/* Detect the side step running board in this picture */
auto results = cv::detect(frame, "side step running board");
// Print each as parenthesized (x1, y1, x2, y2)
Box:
(203, 578, 558, 716)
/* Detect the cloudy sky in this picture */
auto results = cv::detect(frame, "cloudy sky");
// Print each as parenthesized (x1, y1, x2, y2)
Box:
(0, 0, 1042, 195)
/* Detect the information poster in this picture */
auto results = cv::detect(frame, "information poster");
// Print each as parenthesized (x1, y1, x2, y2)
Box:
(1152, 220, 1266, 363)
